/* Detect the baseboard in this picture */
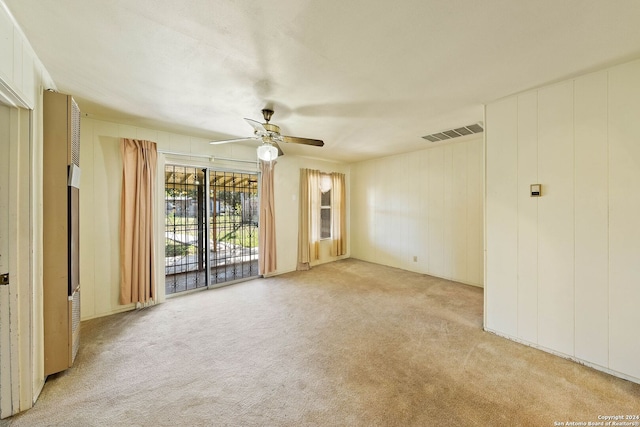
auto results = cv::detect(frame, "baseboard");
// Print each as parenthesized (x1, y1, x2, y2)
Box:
(349, 256, 484, 288)
(80, 304, 137, 322)
(32, 378, 45, 409)
(265, 255, 352, 278)
(484, 327, 640, 386)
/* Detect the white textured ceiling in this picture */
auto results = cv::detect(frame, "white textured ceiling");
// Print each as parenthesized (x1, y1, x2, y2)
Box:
(5, 0, 640, 162)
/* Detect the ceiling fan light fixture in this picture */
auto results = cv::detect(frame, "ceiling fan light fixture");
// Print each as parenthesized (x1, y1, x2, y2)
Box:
(210, 108, 324, 157)
(257, 143, 278, 162)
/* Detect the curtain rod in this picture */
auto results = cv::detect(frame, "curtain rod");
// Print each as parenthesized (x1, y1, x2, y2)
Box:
(157, 149, 257, 164)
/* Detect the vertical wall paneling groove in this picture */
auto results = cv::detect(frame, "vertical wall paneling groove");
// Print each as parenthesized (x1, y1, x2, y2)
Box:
(350, 163, 361, 257)
(387, 156, 399, 266)
(362, 161, 375, 259)
(608, 61, 640, 380)
(362, 160, 376, 261)
(485, 98, 518, 335)
(467, 139, 483, 285)
(573, 71, 608, 367)
(369, 160, 377, 262)
(406, 152, 421, 271)
(536, 81, 575, 356)
(428, 147, 445, 277)
(350, 163, 360, 257)
(395, 155, 409, 269)
(443, 145, 453, 278)
(373, 159, 383, 265)
(378, 158, 388, 265)
(516, 92, 539, 343)
(373, 158, 384, 265)
(452, 142, 468, 282)
(383, 157, 390, 266)
(420, 149, 430, 272)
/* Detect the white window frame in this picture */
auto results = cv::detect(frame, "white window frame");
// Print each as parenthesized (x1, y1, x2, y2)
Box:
(319, 174, 332, 240)
(319, 190, 333, 240)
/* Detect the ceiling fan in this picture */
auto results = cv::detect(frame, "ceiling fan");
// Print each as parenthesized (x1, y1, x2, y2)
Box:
(210, 108, 324, 161)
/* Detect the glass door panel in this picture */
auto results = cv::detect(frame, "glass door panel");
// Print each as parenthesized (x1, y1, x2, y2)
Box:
(209, 171, 259, 286)
(165, 166, 207, 294)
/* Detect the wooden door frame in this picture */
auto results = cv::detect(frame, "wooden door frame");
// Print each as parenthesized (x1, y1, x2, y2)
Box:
(0, 84, 33, 419)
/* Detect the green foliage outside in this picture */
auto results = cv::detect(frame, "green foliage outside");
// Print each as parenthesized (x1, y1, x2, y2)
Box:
(165, 212, 258, 259)
(216, 190, 243, 212)
(165, 239, 192, 257)
(215, 212, 259, 248)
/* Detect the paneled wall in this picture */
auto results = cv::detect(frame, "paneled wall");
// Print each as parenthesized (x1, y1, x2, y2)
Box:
(0, 6, 44, 107)
(0, 2, 56, 415)
(79, 117, 350, 320)
(485, 59, 640, 383)
(351, 137, 483, 287)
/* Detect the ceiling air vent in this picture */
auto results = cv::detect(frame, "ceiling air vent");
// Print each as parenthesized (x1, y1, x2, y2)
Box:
(422, 122, 483, 142)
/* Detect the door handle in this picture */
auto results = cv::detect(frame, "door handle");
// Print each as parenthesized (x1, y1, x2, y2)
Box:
(0, 273, 8, 285)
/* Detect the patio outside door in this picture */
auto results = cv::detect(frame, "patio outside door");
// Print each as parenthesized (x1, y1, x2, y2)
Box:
(164, 165, 259, 294)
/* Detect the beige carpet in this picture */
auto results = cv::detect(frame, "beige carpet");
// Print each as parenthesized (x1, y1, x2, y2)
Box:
(3, 259, 639, 426)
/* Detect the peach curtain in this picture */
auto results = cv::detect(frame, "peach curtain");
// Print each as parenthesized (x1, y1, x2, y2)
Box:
(330, 172, 347, 257)
(297, 168, 321, 270)
(120, 139, 157, 305)
(259, 160, 277, 275)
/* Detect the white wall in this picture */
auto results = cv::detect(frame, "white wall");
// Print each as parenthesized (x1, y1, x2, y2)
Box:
(79, 117, 350, 320)
(0, 0, 56, 415)
(350, 137, 483, 287)
(485, 58, 640, 384)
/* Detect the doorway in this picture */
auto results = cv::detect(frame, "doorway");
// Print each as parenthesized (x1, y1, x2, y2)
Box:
(0, 100, 31, 417)
(164, 165, 259, 294)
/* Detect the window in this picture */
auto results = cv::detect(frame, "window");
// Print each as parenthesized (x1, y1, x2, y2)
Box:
(297, 169, 346, 269)
(320, 187, 331, 239)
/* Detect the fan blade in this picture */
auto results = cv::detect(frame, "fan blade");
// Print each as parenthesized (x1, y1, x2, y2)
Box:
(210, 136, 259, 145)
(282, 135, 324, 147)
(244, 118, 268, 136)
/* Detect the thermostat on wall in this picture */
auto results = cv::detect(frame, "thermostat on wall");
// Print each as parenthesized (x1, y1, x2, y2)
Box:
(530, 184, 541, 197)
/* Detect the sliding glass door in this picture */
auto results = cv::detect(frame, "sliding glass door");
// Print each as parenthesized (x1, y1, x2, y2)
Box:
(164, 165, 259, 295)
(209, 170, 259, 285)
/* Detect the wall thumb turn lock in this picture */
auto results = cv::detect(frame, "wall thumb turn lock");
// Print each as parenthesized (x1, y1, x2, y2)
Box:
(530, 184, 541, 197)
